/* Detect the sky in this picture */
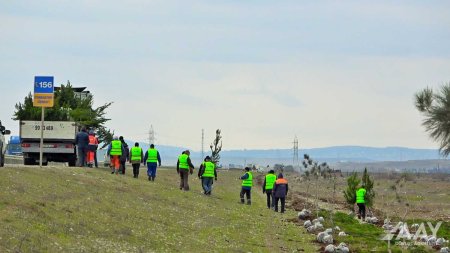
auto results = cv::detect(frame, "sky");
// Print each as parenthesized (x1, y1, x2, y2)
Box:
(1, 0, 449, 151)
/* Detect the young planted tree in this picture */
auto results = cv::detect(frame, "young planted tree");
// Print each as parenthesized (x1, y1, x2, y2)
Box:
(13, 82, 113, 147)
(210, 129, 222, 165)
(343, 172, 360, 210)
(361, 168, 375, 208)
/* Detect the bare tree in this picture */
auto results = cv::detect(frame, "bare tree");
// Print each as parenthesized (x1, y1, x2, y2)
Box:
(210, 129, 222, 164)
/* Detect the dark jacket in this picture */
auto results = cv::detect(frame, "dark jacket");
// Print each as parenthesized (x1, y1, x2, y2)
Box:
(273, 176, 289, 198)
(120, 141, 129, 162)
(75, 131, 89, 148)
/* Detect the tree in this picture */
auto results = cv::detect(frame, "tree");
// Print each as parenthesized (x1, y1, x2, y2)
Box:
(210, 129, 222, 164)
(13, 82, 113, 147)
(415, 83, 450, 156)
(343, 172, 360, 209)
(361, 168, 375, 207)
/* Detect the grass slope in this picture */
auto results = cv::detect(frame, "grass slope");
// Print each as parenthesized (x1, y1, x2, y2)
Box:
(0, 166, 317, 252)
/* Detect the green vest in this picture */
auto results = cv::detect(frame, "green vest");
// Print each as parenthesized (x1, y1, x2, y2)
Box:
(178, 154, 189, 170)
(202, 161, 215, 178)
(356, 188, 366, 204)
(147, 148, 158, 163)
(242, 172, 253, 187)
(130, 147, 142, 161)
(265, 173, 277, 190)
(110, 140, 122, 156)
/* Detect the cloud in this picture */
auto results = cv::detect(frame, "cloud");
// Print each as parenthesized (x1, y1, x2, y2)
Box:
(0, 1, 449, 150)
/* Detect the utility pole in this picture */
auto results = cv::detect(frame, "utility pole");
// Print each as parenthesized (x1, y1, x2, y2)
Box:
(148, 125, 155, 147)
(293, 136, 299, 171)
(201, 129, 204, 160)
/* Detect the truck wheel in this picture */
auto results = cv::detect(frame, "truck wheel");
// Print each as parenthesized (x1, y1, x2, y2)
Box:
(24, 158, 35, 166)
(68, 159, 76, 167)
(42, 161, 48, 166)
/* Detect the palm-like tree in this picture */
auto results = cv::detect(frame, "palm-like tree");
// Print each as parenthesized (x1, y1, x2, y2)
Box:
(415, 83, 450, 156)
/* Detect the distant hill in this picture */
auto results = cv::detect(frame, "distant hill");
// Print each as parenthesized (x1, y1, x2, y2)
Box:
(99, 143, 446, 167)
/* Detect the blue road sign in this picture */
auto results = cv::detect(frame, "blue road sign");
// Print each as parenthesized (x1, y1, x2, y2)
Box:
(34, 76, 54, 94)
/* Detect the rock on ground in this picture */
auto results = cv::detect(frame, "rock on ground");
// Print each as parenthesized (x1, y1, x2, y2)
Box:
(323, 234, 333, 244)
(324, 244, 335, 253)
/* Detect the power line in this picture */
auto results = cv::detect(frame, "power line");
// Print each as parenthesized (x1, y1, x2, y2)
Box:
(149, 125, 155, 146)
(201, 129, 204, 160)
(293, 135, 299, 170)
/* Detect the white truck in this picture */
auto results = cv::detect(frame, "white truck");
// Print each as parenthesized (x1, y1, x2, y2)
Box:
(0, 121, 11, 167)
(20, 120, 77, 166)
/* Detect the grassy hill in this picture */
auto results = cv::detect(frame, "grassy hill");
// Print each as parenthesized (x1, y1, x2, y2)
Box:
(0, 166, 317, 252)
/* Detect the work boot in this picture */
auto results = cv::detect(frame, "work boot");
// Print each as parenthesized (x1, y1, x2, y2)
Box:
(247, 200, 251, 205)
(151, 177, 155, 181)
(148, 176, 151, 181)
(240, 199, 245, 204)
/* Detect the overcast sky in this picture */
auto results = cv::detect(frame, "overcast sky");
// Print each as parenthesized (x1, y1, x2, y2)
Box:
(1, 1, 449, 150)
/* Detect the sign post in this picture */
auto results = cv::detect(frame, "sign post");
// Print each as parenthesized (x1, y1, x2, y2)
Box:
(33, 76, 54, 167)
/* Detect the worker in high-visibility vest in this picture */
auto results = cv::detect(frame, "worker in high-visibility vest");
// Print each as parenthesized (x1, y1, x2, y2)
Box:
(177, 150, 194, 191)
(356, 185, 367, 220)
(239, 167, 253, 205)
(144, 144, 161, 181)
(107, 136, 125, 175)
(198, 156, 217, 195)
(262, 170, 277, 209)
(129, 142, 143, 178)
(86, 130, 99, 168)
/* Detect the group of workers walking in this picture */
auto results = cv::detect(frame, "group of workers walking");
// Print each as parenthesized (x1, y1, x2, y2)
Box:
(76, 130, 289, 212)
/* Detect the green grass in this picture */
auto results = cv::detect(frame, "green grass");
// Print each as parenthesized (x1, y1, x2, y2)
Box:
(316, 210, 448, 253)
(0, 166, 317, 252)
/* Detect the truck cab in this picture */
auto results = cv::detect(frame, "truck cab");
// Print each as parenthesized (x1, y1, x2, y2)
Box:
(0, 121, 11, 167)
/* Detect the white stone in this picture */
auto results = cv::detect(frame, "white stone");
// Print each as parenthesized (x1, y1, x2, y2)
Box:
(317, 232, 327, 243)
(314, 223, 324, 231)
(411, 223, 419, 230)
(338, 232, 347, 237)
(307, 225, 316, 233)
(427, 236, 437, 246)
(440, 247, 449, 253)
(324, 244, 335, 253)
(384, 218, 390, 225)
(304, 220, 312, 228)
(336, 243, 350, 253)
(318, 216, 325, 223)
(436, 238, 445, 246)
(325, 228, 333, 234)
(323, 234, 334, 244)
(312, 218, 319, 224)
(334, 226, 341, 231)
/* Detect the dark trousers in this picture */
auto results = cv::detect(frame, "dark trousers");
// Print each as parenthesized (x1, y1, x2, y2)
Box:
(240, 188, 251, 204)
(77, 147, 87, 167)
(132, 163, 140, 177)
(120, 160, 126, 174)
(94, 152, 98, 168)
(357, 203, 366, 220)
(265, 190, 274, 208)
(179, 169, 190, 191)
(274, 197, 286, 213)
(202, 177, 213, 194)
(147, 163, 157, 180)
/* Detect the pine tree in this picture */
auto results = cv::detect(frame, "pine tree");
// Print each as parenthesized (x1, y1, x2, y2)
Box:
(361, 167, 375, 207)
(343, 172, 360, 209)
